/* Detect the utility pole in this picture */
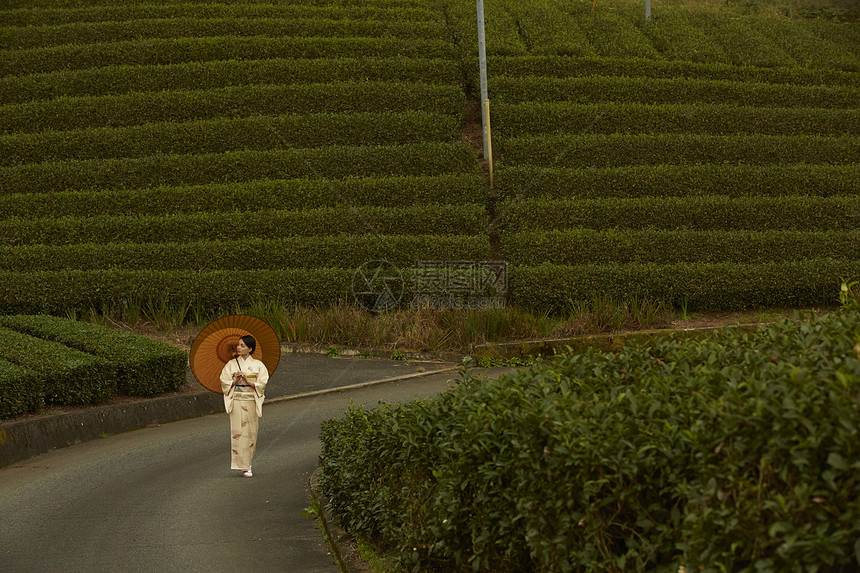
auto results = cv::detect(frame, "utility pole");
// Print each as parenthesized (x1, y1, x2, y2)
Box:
(477, 0, 490, 160)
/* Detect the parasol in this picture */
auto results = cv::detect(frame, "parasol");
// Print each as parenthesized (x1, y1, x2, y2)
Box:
(190, 314, 280, 393)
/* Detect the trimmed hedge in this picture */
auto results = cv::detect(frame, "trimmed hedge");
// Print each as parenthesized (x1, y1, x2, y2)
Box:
(491, 55, 860, 87)
(497, 134, 860, 169)
(502, 229, 860, 266)
(570, 8, 663, 60)
(2, 0, 432, 9)
(319, 310, 860, 570)
(508, 259, 860, 311)
(0, 269, 356, 314)
(495, 164, 860, 201)
(0, 57, 461, 104)
(0, 326, 116, 406)
(0, 36, 453, 77)
(492, 102, 860, 138)
(0, 17, 446, 50)
(636, 10, 733, 64)
(500, 196, 860, 233)
(0, 204, 488, 246)
(0, 142, 479, 194)
(748, 17, 860, 71)
(689, 12, 798, 68)
(0, 81, 465, 135)
(0, 315, 186, 397)
(0, 358, 43, 419)
(0, 235, 492, 272)
(495, 0, 596, 57)
(0, 111, 461, 166)
(489, 75, 860, 109)
(0, 174, 488, 220)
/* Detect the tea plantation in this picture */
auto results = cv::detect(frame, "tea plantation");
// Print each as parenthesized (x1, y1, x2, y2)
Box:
(1, 0, 859, 312)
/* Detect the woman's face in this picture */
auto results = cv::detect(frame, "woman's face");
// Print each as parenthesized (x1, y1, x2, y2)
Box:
(236, 339, 251, 358)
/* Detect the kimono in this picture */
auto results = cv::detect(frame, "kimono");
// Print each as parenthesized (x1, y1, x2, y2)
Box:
(220, 355, 269, 471)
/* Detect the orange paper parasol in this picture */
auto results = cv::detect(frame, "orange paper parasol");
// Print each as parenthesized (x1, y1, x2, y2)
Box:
(190, 315, 280, 393)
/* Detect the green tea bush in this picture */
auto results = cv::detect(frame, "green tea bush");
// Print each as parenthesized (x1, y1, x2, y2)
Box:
(500, 196, 860, 233)
(320, 310, 860, 571)
(693, 12, 797, 68)
(748, 18, 859, 71)
(0, 142, 478, 194)
(0, 358, 43, 419)
(492, 102, 860, 138)
(1, 111, 461, 166)
(502, 229, 860, 266)
(496, 0, 596, 57)
(0, 326, 116, 405)
(508, 259, 860, 311)
(492, 55, 860, 87)
(0, 81, 464, 134)
(0, 17, 445, 50)
(574, 9, 662, 60)
(490, 75, 860, 109)
(0, 36, 453, 77)
(497, 134, 860, 169)
(1, 204, 487, 246)
(0, 315, 186, 396)
(637, 10, 731, 64)
(495, 164, 860, 201)
(0, 57, 461, 104)
(0, 174, 487, 219)
(0, 234, 491, 272)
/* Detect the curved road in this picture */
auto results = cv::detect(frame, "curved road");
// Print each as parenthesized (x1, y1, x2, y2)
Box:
(0, 373, 465, 572)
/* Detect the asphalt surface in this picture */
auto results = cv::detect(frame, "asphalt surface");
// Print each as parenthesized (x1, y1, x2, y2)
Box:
(0, 356, 514, 573)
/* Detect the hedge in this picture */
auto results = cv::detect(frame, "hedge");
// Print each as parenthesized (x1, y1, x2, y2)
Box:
(567, 8, 662, 60)
(0, 36, 453, 77)
(748, 17, 860, 71)
(499, 196, 860, 233)
(2, 0, 432, 9)
(0, 111, 462, 167)
(0, 204, 488, 246)
(0, 4, 437, 27)
(0, 315, 186, 397)
(0, 174, 488, 220)
(689, 12, 798, 68)
(636, 10, 733, 64)
(508, 259, 860, 311)
(490, 55, 860, 88)
(0, 326, 116, 406)
(489, 75, 860, 109)
(494, 0, 596, 58)
(0, 142, 479, 194)
(501, 229, 860, 266)
(495, 164, 860, 201)
(0, 81, 465, 135)
(0, 57, 461, 104)
(497, 134, 860, 169)
(0, 235, 492, 272)
(0, 358, 43, 419)
(492, 102, 860, 138)
(319, 309, 860, 570)
(0, 269, 354, 315)
(0, 17, 446, 51)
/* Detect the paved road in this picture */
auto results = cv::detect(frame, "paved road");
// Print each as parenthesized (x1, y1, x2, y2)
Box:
(0, 368, 499, 573)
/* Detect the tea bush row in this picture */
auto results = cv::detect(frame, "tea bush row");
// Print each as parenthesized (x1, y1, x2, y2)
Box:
(0, 35, 453, 77)
(0, 326, 115, 407)
(0, 315, 186, 397)
(319, 309, 860, 570)
(0, 17, 446, 50)
(491, 55, 860, 88)
(495, 164, 860, 201)
(0, 81, 464, 135)
(500, 196, 860, 233)
(1, 204, 487, 246)
(747, 17, 860, 71)
(0, 234, 491, 272)
(498, 134, 860, 169)
(0, 3, 437, 27)
(1, 111, 461, 167)
(502, 229, 860, 266)
(493, 102, 860, 138)
(0, 358, 43, 419)
(0, 142, 478, 194)
(0, 268, 356, 315)
(490, 75, 860, 109)
(0, 57, 461, 105)
(0, 174, 487, 220)
(692, 12, 804, 68)
(509, 259, 860, 310)
(3, 0, 431, 9)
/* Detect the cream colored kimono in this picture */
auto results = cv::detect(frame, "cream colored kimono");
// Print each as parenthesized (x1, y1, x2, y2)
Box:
(220, 355, 269, 471)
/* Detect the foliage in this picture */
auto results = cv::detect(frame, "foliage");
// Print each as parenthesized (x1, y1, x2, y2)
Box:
(319, 310, 860, 571)
(0, 358, 44, 419)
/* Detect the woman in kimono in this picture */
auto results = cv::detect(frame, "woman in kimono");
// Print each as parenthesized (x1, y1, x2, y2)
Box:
(220, 335, 269, 477)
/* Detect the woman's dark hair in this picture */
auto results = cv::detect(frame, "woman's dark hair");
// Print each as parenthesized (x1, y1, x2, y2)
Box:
(240, 335, 257, 355)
